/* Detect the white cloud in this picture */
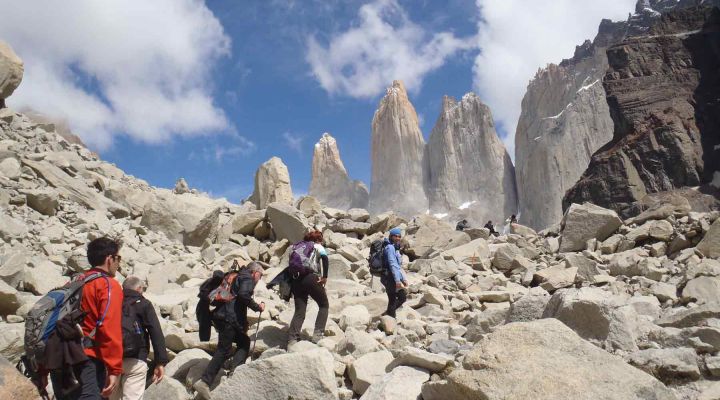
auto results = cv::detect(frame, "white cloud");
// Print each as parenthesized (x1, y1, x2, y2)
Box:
(306, 0, 476, 98)
(0, 0, 230, 150)
(473, 0, 636, 156)
(188, 134, 256, 163)
(282, 131, 305, 155)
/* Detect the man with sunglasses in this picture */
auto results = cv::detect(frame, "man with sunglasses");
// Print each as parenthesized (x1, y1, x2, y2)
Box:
(50, 237, 124, 400)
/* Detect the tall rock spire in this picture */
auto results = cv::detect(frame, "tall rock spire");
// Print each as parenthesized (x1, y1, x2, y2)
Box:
(427, 93, 517, 224)
(369, 80, 428, 216)
(309, 132, 369, 209)
(248, 157, 294, 209)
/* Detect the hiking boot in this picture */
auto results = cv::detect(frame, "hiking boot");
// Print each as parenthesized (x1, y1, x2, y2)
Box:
(311, 330, 324, 343)
(193, 379, 212, 400)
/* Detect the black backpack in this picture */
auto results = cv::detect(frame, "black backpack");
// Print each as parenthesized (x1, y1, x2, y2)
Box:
(121, 298, 144, 359)
(368, 239, 386, 276)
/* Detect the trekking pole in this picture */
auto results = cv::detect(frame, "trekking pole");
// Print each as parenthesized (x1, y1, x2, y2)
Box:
(250, 309, 262, 361)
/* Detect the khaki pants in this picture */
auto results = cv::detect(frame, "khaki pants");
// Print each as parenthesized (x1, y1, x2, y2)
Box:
(110, 358, 148, 400)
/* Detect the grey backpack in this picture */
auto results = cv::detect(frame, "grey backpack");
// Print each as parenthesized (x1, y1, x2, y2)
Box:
(23, 271, 110, 369)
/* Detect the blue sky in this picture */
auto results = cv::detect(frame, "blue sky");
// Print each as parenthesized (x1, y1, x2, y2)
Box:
(0, 0, 636, 203)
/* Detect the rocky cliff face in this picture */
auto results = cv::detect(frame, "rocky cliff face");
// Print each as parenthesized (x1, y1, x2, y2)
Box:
(515, 43, 616, 231)
(248, 156, 294, 210)
(427, 93, 517, 225)
(309, 133, 369, 210)
(564, 6, 720, 217)
(515, 0, 719, 230)
(369, 80, 428, 216)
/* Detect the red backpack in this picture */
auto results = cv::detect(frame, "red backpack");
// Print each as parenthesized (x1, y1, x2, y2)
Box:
(207, 272, 238, 304)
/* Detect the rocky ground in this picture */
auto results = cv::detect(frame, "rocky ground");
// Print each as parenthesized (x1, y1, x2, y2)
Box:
(2, 108, 720, 399)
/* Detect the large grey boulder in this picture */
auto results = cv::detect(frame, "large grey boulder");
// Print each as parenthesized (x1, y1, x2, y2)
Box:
(23, 259, 68, 295)
(349, 350, 395, 395)
(533, 264, 577, 292)
(387, 346, 452, 373)
(698, 217, 720, 259)
(139, 191, 222, 245)
(491, 243, 523, 271)
(682, 277, 720, 305)
(404, 216, 470, 258)
(227, 210, 265, 235)
(184, 207, 222, 247)
(103, 180, 152, 216)
(165, 348, 211, 381)
(144, 376, 191, 400)
(0, 355, 38, 400)
(440, 238, 489, 265)
(0, 157, 20, 180)
(0, 41, 23, 100)
(266, 202, 311, 243)
(359, 366, 429, 400)
(507, 287, 551, 322)
(248, 157, 294, 209)
(336, 328, 382, 357)
(542, 287, 640, 351)
(656, 303, 720, 329)
(211, 348, 337, 400)
(421, 319, 676, 400)
(627, 348, 701, 382)
(0, 280, 21, 316)
(24, 188, 59, 216)
(559, 203, 622, 252)
(0, 214, 27, 241)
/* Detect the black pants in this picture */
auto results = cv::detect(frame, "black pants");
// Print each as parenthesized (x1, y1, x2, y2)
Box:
(288, 273, 329, 342)
(50, 357, 106, 400)
(381, 275, 407, 318)
(201, 321, 250, 385)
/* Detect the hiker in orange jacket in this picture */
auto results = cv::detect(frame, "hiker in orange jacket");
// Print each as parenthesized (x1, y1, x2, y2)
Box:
(50, 237, 124, 399)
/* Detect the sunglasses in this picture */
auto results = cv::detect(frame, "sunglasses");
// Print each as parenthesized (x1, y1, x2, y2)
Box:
(110, 255, 122, 262)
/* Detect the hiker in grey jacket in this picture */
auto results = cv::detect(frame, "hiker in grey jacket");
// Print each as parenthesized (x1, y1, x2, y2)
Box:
(111, 276, 168, 400)
(381, 227, 408, 318)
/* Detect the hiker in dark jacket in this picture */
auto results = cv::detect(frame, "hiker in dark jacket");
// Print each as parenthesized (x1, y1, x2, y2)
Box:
(196, 270, 225, 342)
(111, 276, 168, 400)
(287, 230, 330, 348)
(484, 220, 498, 236)
(456, 219, 468, 231)
(381, 227, 408, 318)
(193, 263, 265, 400)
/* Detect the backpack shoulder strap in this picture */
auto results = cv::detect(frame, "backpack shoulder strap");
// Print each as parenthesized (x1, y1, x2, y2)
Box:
(82, 273, 111, 340)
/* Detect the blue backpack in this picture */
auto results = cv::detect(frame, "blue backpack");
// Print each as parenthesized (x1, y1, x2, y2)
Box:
(23, 272, 111, 369)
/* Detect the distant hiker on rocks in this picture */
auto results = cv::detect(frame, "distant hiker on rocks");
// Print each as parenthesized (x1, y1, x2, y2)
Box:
(287, 230, 330, 347)
(382, 228, 408, 318)
(111, 276, 168, 400)
(48, 237, 124, 400)
(193, 262, 265, 400)
(484, 220, 498, 236)
(455, 219, 468, 231)
(503, 214, 518, 235)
